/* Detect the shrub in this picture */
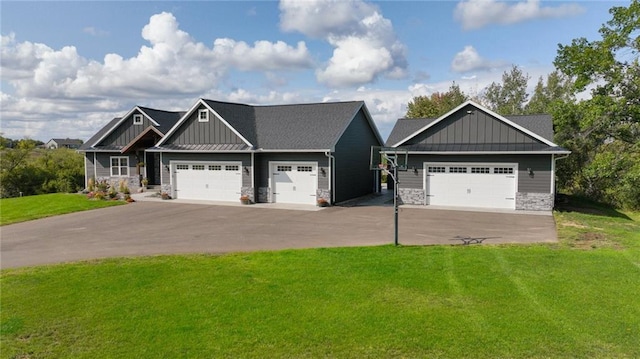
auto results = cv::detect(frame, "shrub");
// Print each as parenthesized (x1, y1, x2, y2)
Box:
(94, 191, 106, 200)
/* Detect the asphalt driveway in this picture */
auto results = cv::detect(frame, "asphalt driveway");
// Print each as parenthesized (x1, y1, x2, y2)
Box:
(1, 201, 557, 269)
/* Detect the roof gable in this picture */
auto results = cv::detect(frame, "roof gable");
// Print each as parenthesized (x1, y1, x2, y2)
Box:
(390, 101, 559, 148)
(157, 99, 253, 148)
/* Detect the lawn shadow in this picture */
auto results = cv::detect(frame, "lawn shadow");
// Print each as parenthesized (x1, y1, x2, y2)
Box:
(555, 194, 632, 220)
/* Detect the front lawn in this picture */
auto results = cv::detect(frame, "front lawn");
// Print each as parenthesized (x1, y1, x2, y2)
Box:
(0, 193, 125, 226)
(1, 197, 638, 358)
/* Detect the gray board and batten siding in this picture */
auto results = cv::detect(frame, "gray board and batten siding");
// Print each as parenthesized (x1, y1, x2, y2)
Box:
(397, 154, 552, 194)
(164, 105, 246, 146)
(334, 108, 381, 202)
(98, 110, 155, 147)
(403, 104, 545, 148)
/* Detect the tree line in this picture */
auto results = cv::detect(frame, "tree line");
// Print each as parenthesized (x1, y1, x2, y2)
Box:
(406, 1, 639, 209)
(0, 139, 85, 198)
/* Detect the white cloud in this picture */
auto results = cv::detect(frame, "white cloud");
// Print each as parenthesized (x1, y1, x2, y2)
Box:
(280, 0, 408, 87)
(0, 12, 314, 140)
(83, 27, 109, 37)
(451, 45, 505, 73)
(454, 0, 585, 30)
(1, 12, 313, 100)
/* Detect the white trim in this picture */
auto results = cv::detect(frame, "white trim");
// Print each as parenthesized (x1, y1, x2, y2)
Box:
(160, 152, 164, 188)
(269, 161, 318, 204)
(146, 149, 250, 153)
(133, 114, 143, 125)
(110, 156, 130, 177)
(551, 154, 555, 195)
(198, 109, 209, 122)
(93, 152, 97, 180)
(84, 154, 88, 189)
(91, 106, 161, 147)
(157, 99, 254, 147)
(250, 151, 255, 189)
(405, 150, 570, 155)
(392, 100, 559, 148)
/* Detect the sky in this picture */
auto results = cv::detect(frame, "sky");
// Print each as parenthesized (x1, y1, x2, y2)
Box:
(0, 0, 622, 142)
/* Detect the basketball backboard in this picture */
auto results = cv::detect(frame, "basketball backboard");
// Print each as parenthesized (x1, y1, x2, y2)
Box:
(370, 146, 408, 171)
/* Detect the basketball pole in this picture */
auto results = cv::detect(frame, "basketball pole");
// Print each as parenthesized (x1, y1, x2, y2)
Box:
(393, 165, 399, 246)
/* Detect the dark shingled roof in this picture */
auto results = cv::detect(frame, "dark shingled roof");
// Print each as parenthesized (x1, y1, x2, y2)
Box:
(162, 99, 368, 150)
(253, 101, 365, 150)
(138, 107, 185, 134)
(202, 100, 258, 145)
(152, 143, 251, 152)
(385, 114, 555, 147)
(80, 106, 184, 152)
(79, 117, 121, 151)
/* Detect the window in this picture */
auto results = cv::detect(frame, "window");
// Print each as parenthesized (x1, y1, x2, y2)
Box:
(198, 109, 209, 122)
(297, 166, 312, 172)
(176, 164, 189, 170)
(225, 165, 239, 171)
(192, 165, 205, 170)
(277, 165, 292, 172)
(471, 167, 490, 174)
(428, 166, 446, 173)
(494, 167, 514, 174)
(133, 114, 143, 125)
(449, 167, 467, 173)
(110, 157, 129, 177)
(209, 165, 222, 171)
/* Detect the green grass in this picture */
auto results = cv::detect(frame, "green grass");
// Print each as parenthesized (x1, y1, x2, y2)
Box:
(1, 197, 639, 358)
(0, 193, 124, 225)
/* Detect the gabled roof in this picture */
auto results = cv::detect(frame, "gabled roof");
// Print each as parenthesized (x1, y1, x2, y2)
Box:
(80, 106, 182, 151)
(156, 99, 383, 151)
(385, 100, 568, 154)
(254, 101, 377, 150)
(48, 138, 83, 145)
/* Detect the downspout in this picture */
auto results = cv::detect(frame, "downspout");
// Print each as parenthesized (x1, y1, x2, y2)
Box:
(325, 151, 335, 204)
(552, 153, 570, 195)
(251, 151, 255, 199)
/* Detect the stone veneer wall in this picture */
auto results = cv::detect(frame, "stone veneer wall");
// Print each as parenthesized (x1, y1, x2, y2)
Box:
(258, 187, 270, 203)
(398, 188, 425, 205)
(96, 176, 140, 191)
(317, 189, 331, 204)
(516, 192, 554, 211)
(241, 187, 255, 203)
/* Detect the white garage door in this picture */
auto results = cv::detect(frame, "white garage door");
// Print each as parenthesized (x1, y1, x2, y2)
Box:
(425, 163, 516, 209)
(271, 162, 317, 205)
(174, 162, 242, 202)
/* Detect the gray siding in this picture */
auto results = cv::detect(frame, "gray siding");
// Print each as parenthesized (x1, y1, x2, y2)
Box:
(408, 104, 542, 146)
(254, 153, 329, 190)
(85, 154, 95, 182)
(165, 105, 244, 145)
(160, 153, 252, 188)
(93, 152, 137, 179)
(99, 110, 155, 146)
(334, 109, 381, 202)
(398, 154, 552, 193)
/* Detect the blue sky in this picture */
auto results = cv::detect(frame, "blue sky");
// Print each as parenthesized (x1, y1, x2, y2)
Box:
(0, 0, 621, 142)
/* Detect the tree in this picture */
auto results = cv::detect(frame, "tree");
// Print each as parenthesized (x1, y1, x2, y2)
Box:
(525, 71, 575, 114)
(406, 83, 468, 118)
(553, 0, 640, 209)
(482, 65, 530, 115)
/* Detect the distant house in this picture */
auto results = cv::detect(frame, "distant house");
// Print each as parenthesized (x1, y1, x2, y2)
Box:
(46, 138, 83, 149)
(80, 98, 383, 205)
(386, 100, 570, 211)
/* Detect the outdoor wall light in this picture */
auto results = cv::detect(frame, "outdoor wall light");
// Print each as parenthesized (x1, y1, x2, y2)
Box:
(164, 165, 170, 172)
(528, 168, 534, 177)
(412, 166, 418, 174)
(244, 166, 250, 174)
(320, 168, 326, 176)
